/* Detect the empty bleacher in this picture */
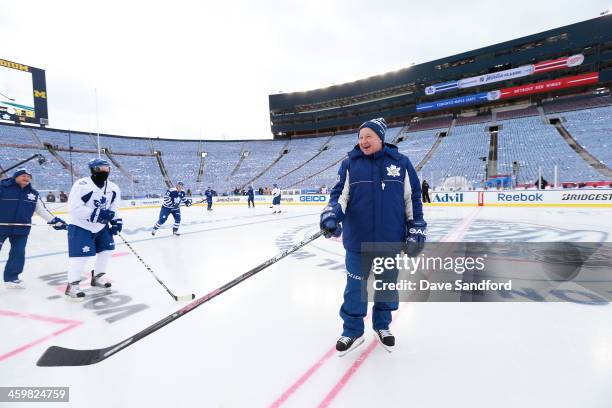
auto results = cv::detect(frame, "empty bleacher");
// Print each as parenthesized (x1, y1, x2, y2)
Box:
(559, 105, 612, 168)
(1, 102, 610, 196)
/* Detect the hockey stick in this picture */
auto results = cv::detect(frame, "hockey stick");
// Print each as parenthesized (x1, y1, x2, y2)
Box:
(36, 229, 324, 367)
(0, 222, 66, 227)
(116, 232, 195, 302)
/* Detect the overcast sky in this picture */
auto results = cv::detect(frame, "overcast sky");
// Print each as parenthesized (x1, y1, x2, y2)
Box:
(0, 0, 608, 140)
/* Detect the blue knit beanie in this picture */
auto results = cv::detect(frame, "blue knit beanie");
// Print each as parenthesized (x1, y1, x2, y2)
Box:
(358, 118, 387, 142)
(13, 168, 32, 178)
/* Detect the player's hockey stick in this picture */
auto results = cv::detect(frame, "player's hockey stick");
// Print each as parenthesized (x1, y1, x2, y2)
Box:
(36, 229, 324, 367)
(0, 221, 66, 227)
(116, 232, 195, 302)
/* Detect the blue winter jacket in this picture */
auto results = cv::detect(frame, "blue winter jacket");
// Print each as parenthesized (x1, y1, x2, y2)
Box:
(0, 177, 40, 236)
(328, 144, 424, 252)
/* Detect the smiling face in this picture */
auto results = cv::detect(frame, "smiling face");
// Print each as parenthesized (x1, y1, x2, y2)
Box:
(15, 174, 32, 188)
(358, 127, 383, 156)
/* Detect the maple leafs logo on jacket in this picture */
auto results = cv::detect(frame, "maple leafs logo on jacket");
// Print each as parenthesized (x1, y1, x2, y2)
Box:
(386, 165, 401, 177)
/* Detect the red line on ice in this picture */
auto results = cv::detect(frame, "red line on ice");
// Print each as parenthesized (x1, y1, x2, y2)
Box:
(0, 310, 82, 362)
(317, 338, 379, 408)
(269, 208, 480, 406)
(314, 208, 480, 405)
(269, 346, 337, 408)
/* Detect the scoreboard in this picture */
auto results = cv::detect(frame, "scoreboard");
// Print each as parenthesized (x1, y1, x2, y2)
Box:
(0, 58, 49, 125)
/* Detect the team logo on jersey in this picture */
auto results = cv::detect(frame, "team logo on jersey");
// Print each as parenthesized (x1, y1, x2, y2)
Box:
(386, 165, 401, 177)
(82, 246, 90, 253)
(94, 196, 108, 208)
(26, 193, 36, 201)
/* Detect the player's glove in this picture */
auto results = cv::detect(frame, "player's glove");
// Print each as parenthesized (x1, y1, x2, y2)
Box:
(109, 218, 123, 235)
(47, 217, 67, 230)
(404, 219, 427, 257)
(90, 208, 116, 224)
(184, 199, 192, 207)
(320, 206, 342, 238)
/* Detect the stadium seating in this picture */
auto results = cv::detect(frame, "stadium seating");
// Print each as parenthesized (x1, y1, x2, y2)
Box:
(543, 95, 612, 114)
(199, 140, 244, 194)
(397, 128, 446, 167)
(496, 115, 601, 183)
(419, 123, 489, 187)
(229, 139, 288, 190)
(0, 105, 609, 197)
(151, 138, 201, 187)
(561, 105, 612, 167)
(257, 136, 326, 189)
(495, 106, 539, 121)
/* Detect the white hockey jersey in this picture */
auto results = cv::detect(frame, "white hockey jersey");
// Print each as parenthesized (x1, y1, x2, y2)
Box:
(272, 187, 280, 198)
(68, 177, 121, 233)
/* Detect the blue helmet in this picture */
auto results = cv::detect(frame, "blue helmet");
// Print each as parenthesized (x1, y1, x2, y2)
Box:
(176, 181, 184, 186)
(88, 158, 111, 172)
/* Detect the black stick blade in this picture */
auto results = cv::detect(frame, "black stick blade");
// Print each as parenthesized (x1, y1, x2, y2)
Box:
(36, 346, 107, 367)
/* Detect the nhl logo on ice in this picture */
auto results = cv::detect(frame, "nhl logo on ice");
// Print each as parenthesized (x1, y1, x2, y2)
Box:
(386, 165, 400, 177)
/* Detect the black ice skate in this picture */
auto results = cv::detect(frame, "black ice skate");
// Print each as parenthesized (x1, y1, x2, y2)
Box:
(173, 229, 181, 236)
(336, 335, 364, 357)
(91, 271, 112, 289)
(65, 281, 85, 301)
(375, 329, 395, 352)
(151, 228, 157, 236)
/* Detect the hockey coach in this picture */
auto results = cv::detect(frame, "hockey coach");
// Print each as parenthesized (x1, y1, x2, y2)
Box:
(0, 168, 67, 289)
(319, 118, 427, 354)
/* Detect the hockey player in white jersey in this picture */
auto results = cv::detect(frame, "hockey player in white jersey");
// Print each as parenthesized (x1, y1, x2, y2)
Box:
(272, 183, 281, 214)
(65, 158, 122, 300)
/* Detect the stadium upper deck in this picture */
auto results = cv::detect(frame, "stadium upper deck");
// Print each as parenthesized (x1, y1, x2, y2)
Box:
(269, 14, 612, 137)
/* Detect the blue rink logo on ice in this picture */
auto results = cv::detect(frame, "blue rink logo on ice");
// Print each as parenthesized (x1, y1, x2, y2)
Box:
(38, 272, 149, 323)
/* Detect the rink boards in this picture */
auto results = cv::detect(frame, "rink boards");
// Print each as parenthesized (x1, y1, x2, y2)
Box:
(44, 189, 612, 213)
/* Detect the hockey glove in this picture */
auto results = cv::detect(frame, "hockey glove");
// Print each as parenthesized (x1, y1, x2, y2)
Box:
(404, 219, 427, 257)
(109, 218, 123, 235)
(320, 206, 342, 238)
(48, 217, 67, 230)
(90, 208, 116, 224)
(184, 199, 192, 207)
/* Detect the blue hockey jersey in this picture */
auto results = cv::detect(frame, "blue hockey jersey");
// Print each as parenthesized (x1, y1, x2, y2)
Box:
(162, 188, 188, 209)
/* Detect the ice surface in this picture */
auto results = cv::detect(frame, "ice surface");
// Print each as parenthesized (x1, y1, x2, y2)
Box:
(1, 204, 611, 407)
